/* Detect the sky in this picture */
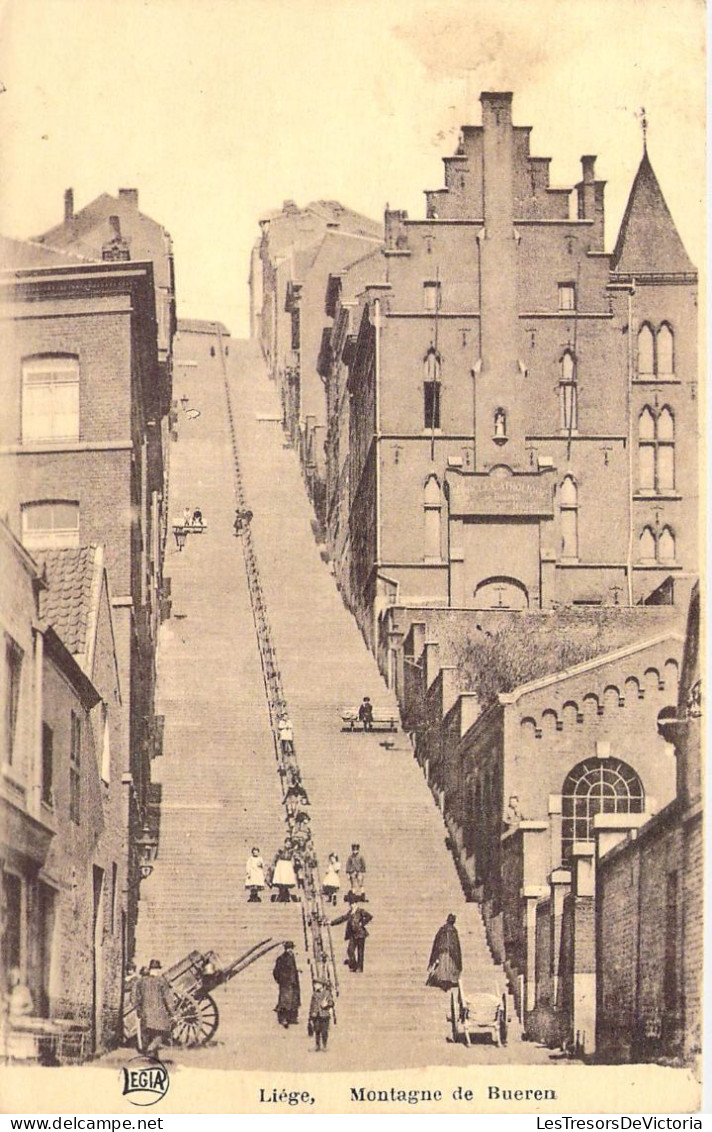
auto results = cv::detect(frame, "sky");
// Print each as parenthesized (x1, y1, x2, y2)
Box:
(0, 0, 705, 337)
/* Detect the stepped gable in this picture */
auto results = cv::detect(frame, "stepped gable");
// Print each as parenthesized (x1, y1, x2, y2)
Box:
(611, 149, 696, 275)
(36, 546, 97, 656)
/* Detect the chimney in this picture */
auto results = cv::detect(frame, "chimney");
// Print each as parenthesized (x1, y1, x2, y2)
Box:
(118, 188, 139, 208)
(64, 188, 74, 223)
(576, 155, 598, 229)
(102, 215, 131, 261)
(109, 215, 122, 238)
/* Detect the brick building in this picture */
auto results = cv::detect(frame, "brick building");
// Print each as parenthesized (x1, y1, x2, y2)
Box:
(332, 93, 697, 647)
(0, 241, 169, 959)
(252, 200, 381, 518)
(593, 583, 702, 1065)
(1, 522, 127, 1056)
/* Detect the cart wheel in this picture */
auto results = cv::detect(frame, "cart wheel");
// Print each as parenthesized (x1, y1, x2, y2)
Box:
(171, 993, 220, 1047)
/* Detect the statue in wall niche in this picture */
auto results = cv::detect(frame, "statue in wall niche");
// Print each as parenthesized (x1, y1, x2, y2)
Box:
(494, 408, 507, 438)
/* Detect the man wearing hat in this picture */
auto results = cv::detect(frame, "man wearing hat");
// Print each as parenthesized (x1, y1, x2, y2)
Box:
(358, 697, 374, 732)
(345, 844, 366, 898)
(133, 959, 178, 1057)
(308, 978, 334, 1051)
(272, 941, 301, 1028)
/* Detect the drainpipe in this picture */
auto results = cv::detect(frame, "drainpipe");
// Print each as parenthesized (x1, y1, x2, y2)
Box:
(373, 296, 382, 646)
(626, 282, 635, 606)
(33, 627, 44, 817)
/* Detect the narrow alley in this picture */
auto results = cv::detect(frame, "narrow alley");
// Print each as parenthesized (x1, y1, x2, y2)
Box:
(133, 330, 565, 1071)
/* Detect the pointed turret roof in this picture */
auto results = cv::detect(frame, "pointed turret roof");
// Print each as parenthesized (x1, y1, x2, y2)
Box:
(611, 150, 695, 274)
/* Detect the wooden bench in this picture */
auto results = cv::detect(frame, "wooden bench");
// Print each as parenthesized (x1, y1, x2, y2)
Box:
(340, 710, 399, 733)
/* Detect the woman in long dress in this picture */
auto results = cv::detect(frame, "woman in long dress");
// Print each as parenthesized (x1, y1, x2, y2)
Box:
(245, 846, 265, 902)
(322, 853, 341, 905)
(426, 913, 463, 990)
(271, 843, 298, 902)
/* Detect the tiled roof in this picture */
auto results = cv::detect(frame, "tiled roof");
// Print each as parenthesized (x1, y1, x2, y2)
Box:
(37, 547, 97, 656)
(0, 234, 92, 269)
(611, 151, 696, 274)
(177, 318, 231, 336)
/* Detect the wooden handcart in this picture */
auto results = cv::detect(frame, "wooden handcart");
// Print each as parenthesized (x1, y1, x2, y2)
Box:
(448, 985, 508, 1047)
(124, 937, 281, 1048)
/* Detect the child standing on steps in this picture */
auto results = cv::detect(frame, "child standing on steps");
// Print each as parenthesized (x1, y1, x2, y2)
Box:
(245, 846, 265, 902)
(322, 853, 341, 905)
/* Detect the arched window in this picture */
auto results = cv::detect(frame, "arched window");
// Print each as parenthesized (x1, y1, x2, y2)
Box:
(639, 526, 656, 563)
(22, 501, 79, 550)
(657, 324, 674, 377)
(423, 474, 441, 560)
(559, 475, 578, 559)
(561, 757, 644, 860)
(560, 351, 578, 431)
(22, 355, 79, 443)
(637, 324, 655, 377)
(658, 525, 676, 564)
(657, 407, 675, 491)
(638, 406, 675, 493)
(423, 349, 441, 429)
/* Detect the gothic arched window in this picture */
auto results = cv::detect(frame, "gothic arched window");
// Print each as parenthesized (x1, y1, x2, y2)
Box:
(561, 757, 644, 860)
(638, 406, 675, 493)
(657, 323, 674, 377)
(560, 350, 578, 431)
(423, 349, 441, 429)
(637, 324, 655, 377)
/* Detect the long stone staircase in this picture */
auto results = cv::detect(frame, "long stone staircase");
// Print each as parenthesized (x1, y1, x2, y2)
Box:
(132, 333, 554, 1070)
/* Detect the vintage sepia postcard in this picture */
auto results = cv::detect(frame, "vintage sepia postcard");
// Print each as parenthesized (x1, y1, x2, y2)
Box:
(0, 0, 705, 1118)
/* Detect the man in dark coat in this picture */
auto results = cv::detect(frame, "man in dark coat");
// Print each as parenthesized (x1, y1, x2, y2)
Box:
(308, 979, 334, 1052)
(345, 844, 366, 898)
(426, 913, 462, 990)
(133, 959, 177, 1057)
(358, 697, 374, 732)
(332, 906, 373, 972)
(273, 941, 301, 1027)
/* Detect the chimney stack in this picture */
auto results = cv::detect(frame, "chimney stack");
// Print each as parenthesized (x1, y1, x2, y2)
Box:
(118, 188, 139, 208)
(109, 215, 122, 238)
(64, 188, 74, 223)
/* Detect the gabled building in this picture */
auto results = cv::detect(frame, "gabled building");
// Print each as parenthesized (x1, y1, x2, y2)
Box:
(1, 524, 126, 1056)
(0, 241, 167, 958)
(338, 93, 697, 648)
(252, 199, 382, 519)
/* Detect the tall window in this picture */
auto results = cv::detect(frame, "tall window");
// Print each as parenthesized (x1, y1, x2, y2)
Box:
(69, 711, 81, 824)
(560, 350, 578, 431)
(558, 283, 576, 311)
(423, 349, 441, 429)
(561, 757, 644, 860)
(639, 526, 656, 563)
(22, 356, 79, 443)
(423, 281, 441, 312)
(657, 324, 674, 377)
(423, 475, 442, 560)
(559, 475, 579, 559)
(41, 723, 53, 807)
(638, 407, 675, 493)
(637, 324, 655, 376)
(5, 636, 23, 766)
(636, 322, 675, 379)
(100, 702, 111, 784)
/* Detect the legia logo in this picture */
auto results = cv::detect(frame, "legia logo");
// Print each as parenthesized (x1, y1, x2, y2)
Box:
(121, 1055, 170, 1106)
